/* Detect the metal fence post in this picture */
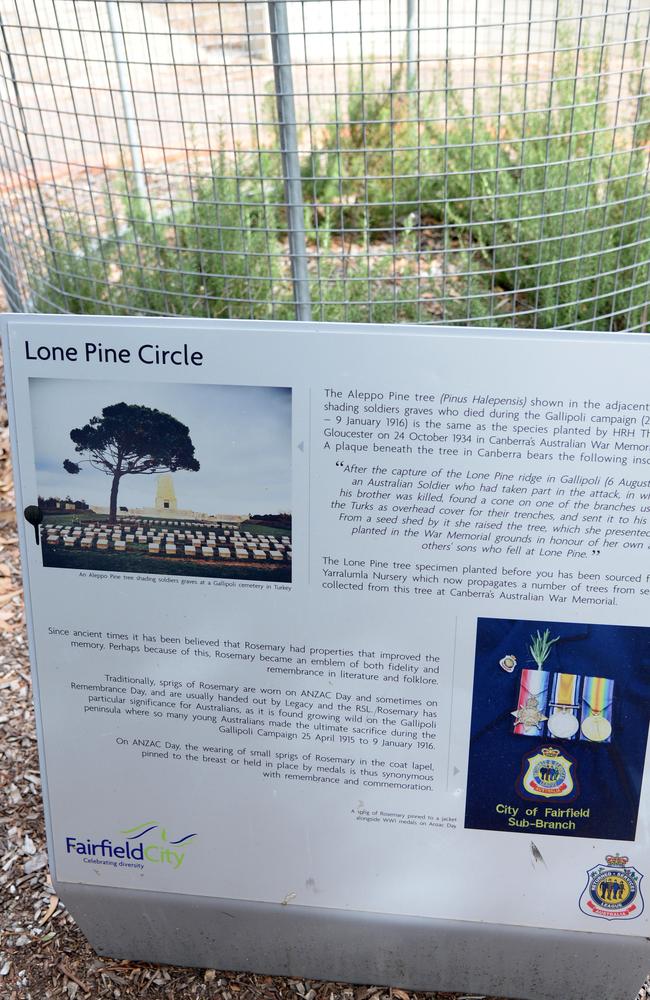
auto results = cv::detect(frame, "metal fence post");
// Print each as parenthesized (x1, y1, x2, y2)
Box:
(406, 0, 417, 88)
(106, 0, 148, 203)
(267, 1, 312, 322)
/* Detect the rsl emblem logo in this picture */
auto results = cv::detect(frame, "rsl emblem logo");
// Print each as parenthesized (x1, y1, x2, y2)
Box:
(520, 746, 575, 799)
(579, 855, 644, 921)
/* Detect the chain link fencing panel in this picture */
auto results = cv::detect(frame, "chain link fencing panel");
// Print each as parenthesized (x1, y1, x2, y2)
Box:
(0, 0, 649, 329)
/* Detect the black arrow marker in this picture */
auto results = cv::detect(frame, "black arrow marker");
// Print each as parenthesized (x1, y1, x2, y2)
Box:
(24, 505, 43, 545)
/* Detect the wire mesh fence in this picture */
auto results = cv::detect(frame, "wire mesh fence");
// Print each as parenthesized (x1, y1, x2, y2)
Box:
(0, 0, 649, 329)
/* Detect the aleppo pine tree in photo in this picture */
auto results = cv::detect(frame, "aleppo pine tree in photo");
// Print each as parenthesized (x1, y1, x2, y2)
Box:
(63, 402, 200, 520)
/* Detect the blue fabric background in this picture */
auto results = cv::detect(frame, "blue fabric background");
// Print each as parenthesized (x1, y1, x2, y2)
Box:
(464, 616, 650, 841)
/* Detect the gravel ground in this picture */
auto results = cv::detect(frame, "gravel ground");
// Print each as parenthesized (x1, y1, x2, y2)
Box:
(0, 346, 648, 1000)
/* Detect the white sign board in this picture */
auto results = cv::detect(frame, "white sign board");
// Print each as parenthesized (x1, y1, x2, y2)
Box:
(4, 316, 650, 995)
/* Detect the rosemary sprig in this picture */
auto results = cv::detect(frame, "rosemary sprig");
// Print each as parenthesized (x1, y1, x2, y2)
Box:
(530, 628, 560, 669)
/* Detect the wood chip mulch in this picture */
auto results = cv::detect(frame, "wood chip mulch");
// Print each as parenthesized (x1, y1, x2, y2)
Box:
(0, 344, 648, 1000)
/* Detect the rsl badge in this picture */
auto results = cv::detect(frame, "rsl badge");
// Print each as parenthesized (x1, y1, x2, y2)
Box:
(579, 855, 644, 921)
(521, 746, 575, 799)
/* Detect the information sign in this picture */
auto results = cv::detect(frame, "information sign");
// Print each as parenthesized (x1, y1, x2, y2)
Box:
(4, 315, 650, 1000)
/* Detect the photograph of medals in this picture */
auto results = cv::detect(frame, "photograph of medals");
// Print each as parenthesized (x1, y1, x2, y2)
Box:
(513, 668, 550, 736)
(580, 676, 614, 744)
(546, 672, 580, 740)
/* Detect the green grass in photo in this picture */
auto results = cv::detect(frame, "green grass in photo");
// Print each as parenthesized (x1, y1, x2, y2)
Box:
(42, 545, 291, 582)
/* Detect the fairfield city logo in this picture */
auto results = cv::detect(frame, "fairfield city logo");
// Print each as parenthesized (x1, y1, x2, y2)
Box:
(65, 822, 198, 870)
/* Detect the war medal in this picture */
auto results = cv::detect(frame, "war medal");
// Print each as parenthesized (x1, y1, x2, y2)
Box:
(581, 713, 612, 742)
(547, 711, 579, 739)
(546, 672, 580, 739)
(512, 630, 558, 736)
(512, 694, 548, 730)
(513, 642, 556, 737)
(580, 676, 614, 743)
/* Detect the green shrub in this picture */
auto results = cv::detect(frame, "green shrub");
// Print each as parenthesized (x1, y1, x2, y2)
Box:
(33, 157, 283, 319)
(31, 38, 650, 331)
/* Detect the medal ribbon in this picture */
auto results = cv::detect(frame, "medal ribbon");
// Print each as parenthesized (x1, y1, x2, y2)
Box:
(514, 668, 549, 734)
(582, 675, 614, 714)
(550, 672, 579, 708)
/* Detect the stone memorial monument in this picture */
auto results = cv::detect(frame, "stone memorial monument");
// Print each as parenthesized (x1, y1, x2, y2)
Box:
(155, 473, 177, 512)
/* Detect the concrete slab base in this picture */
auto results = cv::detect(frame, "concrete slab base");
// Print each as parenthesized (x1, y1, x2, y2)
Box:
(56, 881, 649, 1000)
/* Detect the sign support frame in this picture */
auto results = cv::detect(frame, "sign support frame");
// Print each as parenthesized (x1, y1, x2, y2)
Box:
(4, 313, 650, 1000)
